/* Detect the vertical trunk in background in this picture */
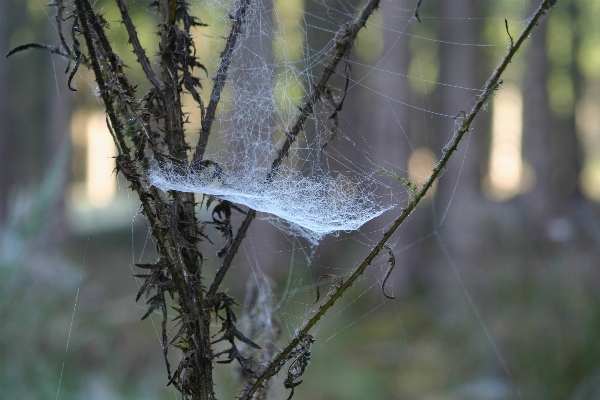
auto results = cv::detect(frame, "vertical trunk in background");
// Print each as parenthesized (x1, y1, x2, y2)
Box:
(568, 3, 584, 200)
(1, 2, 72, 237)
(361, 2, 410, 169)
(435, 1, 487, 274)
(523, 2, 583, 246)
(364, 3, 412, 294)
(332, 2, 414, 296)
(521, 9, 584, 245)
(44, 22, 74, 245)
(524, 3, 587, 243)
(0, 0, 17, 222)
(231, 0, 283, 283)
(523, 17, 553, 240)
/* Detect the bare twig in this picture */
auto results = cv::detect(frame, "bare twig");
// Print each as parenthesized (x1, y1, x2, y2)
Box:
(116, 0, 164, 90)
(49, 0, 72, 55)
(381, 244, 395, 299)
(413, 0, 424, 22)
(207, 209, 256, 299)
(5, 43, 72, 60)
(194, 0, 251, 163)
(266, 0, 381, 182)
(505, 19, 514, 49)
(240, 1, 556, 397)
(314, 274, 343, 304)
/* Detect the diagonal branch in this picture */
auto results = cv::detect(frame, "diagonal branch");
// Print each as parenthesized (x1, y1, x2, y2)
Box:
(207, 209, 256, 299)
(115, 0, 164, 91)
(266, 0, 381, 182)
(193, 0, 251, 163)
(240, 0, 556, 397)
(413, 0, 424, 22)
(74, 0, 131, 156)
(74, 0, 177, 274)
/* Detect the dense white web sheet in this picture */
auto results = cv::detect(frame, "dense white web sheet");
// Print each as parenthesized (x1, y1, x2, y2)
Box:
(148, 0, 396, 243)
(149, 162, 392, 243)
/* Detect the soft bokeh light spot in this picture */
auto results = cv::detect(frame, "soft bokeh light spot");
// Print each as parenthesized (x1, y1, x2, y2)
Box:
(577, 35, 600, 80)
(86, 113, 117, 206)
(71, 111, 113, 206)
(576, 96, 600, 201)
(408, 25, 439, 94)
(547, 71, 575, 118)
(485, 84, 525, 201)
(356, 12, 384, 62)
(408, 147, 437, 198)
(273, 0, 305, 63)
(273, 0, 305, 123)
(547, 11, 573, 67)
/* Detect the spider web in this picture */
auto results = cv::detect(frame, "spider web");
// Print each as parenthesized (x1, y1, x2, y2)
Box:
(25, 0, 541, 398)
(141, 0, 527, 398)
(147, 0, 399, 245)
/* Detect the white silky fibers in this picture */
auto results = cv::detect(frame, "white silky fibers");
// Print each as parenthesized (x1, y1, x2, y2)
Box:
(149, 163, 391, 244)
(148, 0, 393, 244)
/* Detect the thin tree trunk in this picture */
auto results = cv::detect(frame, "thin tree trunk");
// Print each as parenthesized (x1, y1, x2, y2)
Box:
(0, 0, 15, 223)
(435, 0, 486, 272)
(367, 3, 412, 294)
(522, 14, 555, 244)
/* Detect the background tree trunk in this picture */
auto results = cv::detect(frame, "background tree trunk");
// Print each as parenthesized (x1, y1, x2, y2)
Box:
(435, 0, 487, 280)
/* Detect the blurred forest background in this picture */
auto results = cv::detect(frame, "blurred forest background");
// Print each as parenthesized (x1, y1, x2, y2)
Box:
(1, 0, 600, 399)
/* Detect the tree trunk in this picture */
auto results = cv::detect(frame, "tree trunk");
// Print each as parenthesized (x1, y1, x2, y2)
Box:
(0, 0, 14, 222)
(435, 0, 487, 274)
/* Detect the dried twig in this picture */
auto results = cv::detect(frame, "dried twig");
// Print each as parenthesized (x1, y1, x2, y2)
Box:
(194, 0, 251, 163)
(116, 0, 164, 90)
(73, 1, 217, 397)
(413, 0, 424, 22)
(5, 43, 72, 60)
(266, 0, 381, 182)
(381, 245, 395, 300)
(207, 209, 256, 299)
(314, 274, 343, 304)
(505, 19, 514, 49)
